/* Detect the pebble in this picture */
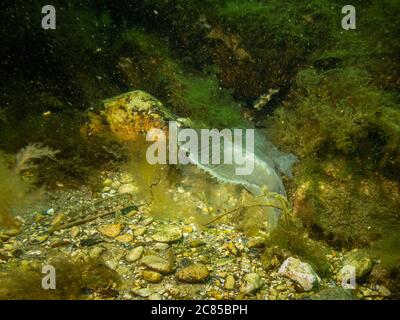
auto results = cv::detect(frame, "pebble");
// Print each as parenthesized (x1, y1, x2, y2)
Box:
(125, 246, 144, 262)
(152, 225, 182, 243)
(133, 227, 147, 237)
(70, 226, 80, 238)
(148, 293, 163, 300)
(102, 186, 111, 193)
(103, 178, 112, 186)
(111, 181, 121, 189)
(51, 213, 65, 226)
(88, 246, 105, 260)
(133, 288, 153, 298)
(241, 273, 264, 295)
(224, 275, 236, 290)
(154, 243, 170, 251)
(118, 183, 138, 194)
(141, 217, 154, 226)
(142, 270, 163, 283)
(115, 233, 134, 243)
(140, 255, 174, 274)
(98, 223, 124, 238)
(188, 240, 205, 248)
(176, 263, 209, 283)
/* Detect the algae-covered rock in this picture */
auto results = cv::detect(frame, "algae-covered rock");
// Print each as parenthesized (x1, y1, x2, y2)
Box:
(241, 273, 264, 295)
(125, 246, 144, 262)
(337, 250, 373, 282)
(142, 270, 163, 283)
(176, 263, 209, 283)
(98, 223, 124, 238)
(82, 90, 176, 141)
(140, 255, 174, 274)
(308, 287, 355, 300)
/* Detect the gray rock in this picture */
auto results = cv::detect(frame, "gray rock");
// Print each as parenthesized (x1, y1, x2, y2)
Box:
(151, 225, 182, 243)
(278, 257, 320, 291)
(133, 288, 153, 298)
(241, 273, 264, 294)
(140, 255, 174, 274)
(126, 246, 144, 262)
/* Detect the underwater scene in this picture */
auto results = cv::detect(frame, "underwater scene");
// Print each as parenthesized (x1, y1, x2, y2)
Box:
(0, 1, 399, 301)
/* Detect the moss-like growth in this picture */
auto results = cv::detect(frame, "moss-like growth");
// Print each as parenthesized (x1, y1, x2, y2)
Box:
(169, 73, 246, 128)
(264, 222, 332, 277)
(268, 67, 400, 249)
(0, 154, 36, 227)
(0, 254, 120, 300)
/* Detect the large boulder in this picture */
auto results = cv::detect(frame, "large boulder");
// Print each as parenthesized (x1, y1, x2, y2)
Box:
(82, 90, 176, 141)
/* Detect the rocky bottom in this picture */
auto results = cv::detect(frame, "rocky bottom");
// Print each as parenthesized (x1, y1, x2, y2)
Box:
(0, 170, 392, 300)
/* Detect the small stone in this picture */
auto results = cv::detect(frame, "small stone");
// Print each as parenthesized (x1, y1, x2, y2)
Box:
(51, 213, 65, 226)
(103, 178, 112, 186)
(225, 275, 236, 290)
(118, 183, 138, 194)
(88, 246, 105, 260)
(126, 246, 144, 262)
(148, 293, 163, 300)
(70, 226, 80, 238)
(133, 288, 153, 298)
(104, 259, 118, 270)
(126, 210, 138, 217)
(141, 217, 154, 226)
(30, 234, 48, 244)
(133, 227, 147, 237)
(102, 186, 111, 193)
(4, 228, 21, 237)
(115, 233, 133, 243)
(152, 225, 182, 243)
(241, 273, 264, 295)
(188, 240, 205, 248)
(176, 263, 209, 283)
(182, 226, 193, 233)
(209, 290, 223, 300)
(377, 285, 391, 297)
(140, 255, 174, 274)
(154, 243, 170, 251)
(142, 270, 163, 283)
(111, 181, 121, 189)
(116, 266, 131, 276)
(98, 223, 124, 238)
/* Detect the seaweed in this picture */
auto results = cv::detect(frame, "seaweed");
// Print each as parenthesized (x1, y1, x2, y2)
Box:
(0, 253, 120, 300)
